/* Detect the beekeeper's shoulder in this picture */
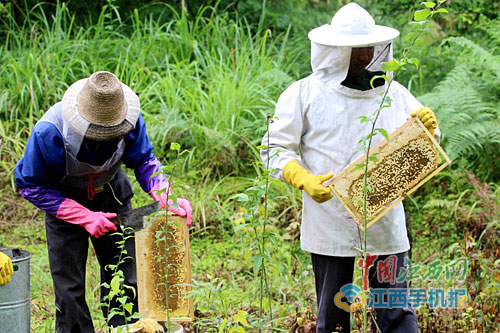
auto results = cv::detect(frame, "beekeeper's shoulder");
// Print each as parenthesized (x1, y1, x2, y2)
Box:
(390, 80, 414, 98)
(277, 76, 313, 105)
(389, 80, 422, 109)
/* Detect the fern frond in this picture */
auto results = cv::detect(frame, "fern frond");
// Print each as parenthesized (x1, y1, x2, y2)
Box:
(445, 37, 500, 76)
(419, 59, 500, 180)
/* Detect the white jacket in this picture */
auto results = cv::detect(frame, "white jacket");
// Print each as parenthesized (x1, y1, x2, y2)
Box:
(261, 42, 440, 256)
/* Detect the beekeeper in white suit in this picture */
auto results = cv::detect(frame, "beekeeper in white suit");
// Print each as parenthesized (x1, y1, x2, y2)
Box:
(261, 3, 439, 332)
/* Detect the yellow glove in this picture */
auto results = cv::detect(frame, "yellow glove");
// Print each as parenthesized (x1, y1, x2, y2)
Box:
(0, 251, 14, 286)
(283, 161, 333, 203)
(411, 107, 438, 136)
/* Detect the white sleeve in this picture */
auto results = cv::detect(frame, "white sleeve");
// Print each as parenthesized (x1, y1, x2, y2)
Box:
(260, 81, 304, 181)
(393, 81, 441, 143)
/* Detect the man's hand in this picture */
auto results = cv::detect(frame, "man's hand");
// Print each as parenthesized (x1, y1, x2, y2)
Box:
(411, 107, 438, 136)
(0, 251, 14, 286)
(82, 211, 118, 238)
(166, 198, 193, 226)
(55, 198, 117, 238)
(151, 182, 193, 226)
(283, 161, 334, 203)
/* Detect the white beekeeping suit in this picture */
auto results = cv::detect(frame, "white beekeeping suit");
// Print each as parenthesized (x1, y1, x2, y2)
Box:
(261, 3, 440, 256)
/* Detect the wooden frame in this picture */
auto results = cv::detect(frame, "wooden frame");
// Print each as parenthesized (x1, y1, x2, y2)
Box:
(135, 213, 194, 322)
(325, 117, 451, 231)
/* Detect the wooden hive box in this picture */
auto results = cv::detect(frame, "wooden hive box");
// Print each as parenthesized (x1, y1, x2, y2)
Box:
(135, 213, 193, 322)
(326, 117, 451, 230)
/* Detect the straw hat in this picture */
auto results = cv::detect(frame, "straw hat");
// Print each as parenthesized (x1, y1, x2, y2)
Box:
(62, 71, 140, 141)
(308, 3, 400, 47)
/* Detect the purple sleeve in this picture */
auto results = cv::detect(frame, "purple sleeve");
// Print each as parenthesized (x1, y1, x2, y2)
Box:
(20, 186, 66, 217)
(134, 157, 167, 193)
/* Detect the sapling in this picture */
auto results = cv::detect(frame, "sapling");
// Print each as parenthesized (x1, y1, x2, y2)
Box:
(231, 114, 278, 331)
(352, 2, 449, 332)
(151, 142, 186, 332)
(99, 228, 142, 332)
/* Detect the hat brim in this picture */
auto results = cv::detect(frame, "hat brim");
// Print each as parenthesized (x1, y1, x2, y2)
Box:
(62, 78, 141, 141)
(308, 24, 400, 47)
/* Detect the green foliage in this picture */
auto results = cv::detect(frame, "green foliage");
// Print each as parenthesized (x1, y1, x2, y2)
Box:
(359, 0, 500, 32)
(0, 1, 296, 186)
(405, 169, 499, 331)
(99, 230, 141, 329)
(419, 33, 500, 182)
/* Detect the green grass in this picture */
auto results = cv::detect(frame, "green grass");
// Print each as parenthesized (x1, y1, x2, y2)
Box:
(0, 1, 295, 186)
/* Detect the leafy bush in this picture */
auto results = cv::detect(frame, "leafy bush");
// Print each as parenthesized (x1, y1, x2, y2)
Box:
(419, 30, 500, 182)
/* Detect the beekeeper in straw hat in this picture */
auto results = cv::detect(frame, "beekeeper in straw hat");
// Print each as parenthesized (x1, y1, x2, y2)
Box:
(15, 71, 192, 332)
(261, 3, 439, 332)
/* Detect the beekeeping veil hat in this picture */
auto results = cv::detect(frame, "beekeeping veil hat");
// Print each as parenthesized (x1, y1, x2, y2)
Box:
(307, 3, 400, 93)
(62, 71, 140, 141)
(308, 2, 399, 47)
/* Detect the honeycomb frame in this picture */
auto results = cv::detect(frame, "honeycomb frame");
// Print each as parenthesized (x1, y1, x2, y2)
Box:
(135, 213, 194, 322)
(326, 117, 451, 231)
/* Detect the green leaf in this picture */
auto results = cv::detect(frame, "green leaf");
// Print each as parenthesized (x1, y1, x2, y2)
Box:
(255, 144, 267, 149)
(170, 142, 181, 151)
(362, 186, 372, 193)
(414, 8, 431, 21)
(421, 2, 435, 8)
(124, 303, 133, 314)
(161, 164, 175, 173)
(234, 223, 249, 232)
(230, 193, 249, 202)
(351, 163, 366, 173)
(234, 310, 252, 327)
(110, 275, 121, 295)
(434, 8, 448, 14)
(129, 312, 143, 319)
(370, 74, 388, 88)
(358, 115, 369, 123)
(230, 327, 246, 333)
(409, 58, 419, 68)
(108, 310, 119, 321)
(405, 31, 419, 41)
(219, 318, 228, 333)
(375, 128, 390, 141)
(381, 59, 401, 72)
(365, 133, 377, 140)
(253, 256, 263, 277)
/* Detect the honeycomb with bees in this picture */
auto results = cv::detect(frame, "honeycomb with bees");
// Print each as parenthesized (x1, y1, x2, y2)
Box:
(326, 117, 450, 230)
(135, 213, 193, 322)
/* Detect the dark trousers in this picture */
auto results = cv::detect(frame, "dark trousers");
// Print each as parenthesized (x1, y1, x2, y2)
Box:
(45, 170, 138, 333)
(311, 252, 418, 333)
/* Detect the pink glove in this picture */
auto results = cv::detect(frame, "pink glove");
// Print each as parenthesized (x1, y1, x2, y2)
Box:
(56, 198, 117, 238)
(151, 183, 193, 226)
